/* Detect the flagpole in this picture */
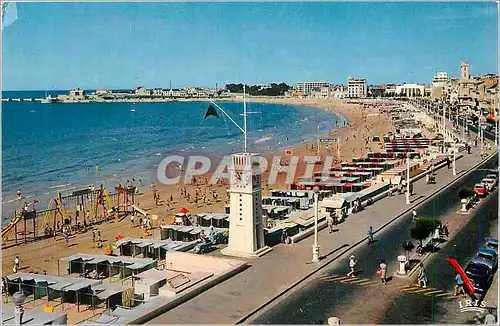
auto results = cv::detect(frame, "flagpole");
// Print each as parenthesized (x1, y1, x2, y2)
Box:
(209, 102, 245, 134)
(244, 84, 248, 153)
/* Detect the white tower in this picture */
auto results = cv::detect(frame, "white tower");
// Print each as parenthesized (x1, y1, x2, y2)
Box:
(221, 153, 272, 258)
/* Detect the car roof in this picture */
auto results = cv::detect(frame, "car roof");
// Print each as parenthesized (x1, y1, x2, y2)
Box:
(478, 248, 497, 256)
(482, 178, 495, 182)
(486, 174, 498, 178)
(474, 183, 486, 187)
(467, 262, 490, 271)
(486, 238, 498, 244)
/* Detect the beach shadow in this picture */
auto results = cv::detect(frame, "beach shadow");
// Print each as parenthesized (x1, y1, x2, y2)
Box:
(19, 266, 30, 271)
(67, 243, 79, 248)
(386, 276, 394, 283)
(369, 239, 379, 245)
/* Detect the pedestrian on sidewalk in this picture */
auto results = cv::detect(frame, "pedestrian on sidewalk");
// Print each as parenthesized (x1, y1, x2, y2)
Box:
(379, 261, 388, 284)
(412, 210, 417, 222)
(484, 309, 496, 324)
(327, 214, 335, 233)
(418, 263, 428, 288)
(454, 274, 466, 296)
(367, 226, 374, 244)
(347, 255, 357, 277)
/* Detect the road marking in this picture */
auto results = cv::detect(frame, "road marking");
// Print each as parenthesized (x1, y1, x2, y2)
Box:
(401, 284, 419, 289)
(357, 280, 381, 285)
(324, 276, 351, 282)
(319, 274, 340, 280)
(435, 292, 454, 297)
(340, 277, 360, 283)
(349, 278, 371, 284)
(410, 287, 437, 294)
(425, 290, 444, 296)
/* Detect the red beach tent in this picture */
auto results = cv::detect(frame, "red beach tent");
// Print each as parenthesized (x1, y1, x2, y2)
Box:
(179, 207, 189, 215)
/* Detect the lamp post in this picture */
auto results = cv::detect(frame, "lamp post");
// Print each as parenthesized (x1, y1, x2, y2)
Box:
(495, 119, 498, 147)
(406, 155, 411, 205)
(453, 148, 457, 176)
(312, 186, 320, 263)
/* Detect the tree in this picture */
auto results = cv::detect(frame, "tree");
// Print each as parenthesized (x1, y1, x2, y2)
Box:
(458, 187, 474, 199)
(410, 217, 441, 247)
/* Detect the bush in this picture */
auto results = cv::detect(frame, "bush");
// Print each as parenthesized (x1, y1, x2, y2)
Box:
(458, 187, 474, 199)
(410, 217, 441, 246)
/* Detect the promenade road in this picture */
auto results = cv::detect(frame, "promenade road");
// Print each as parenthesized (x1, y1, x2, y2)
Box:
(250, 179, 497, 324)
(379, 191, 498, 324)
(149, 144, 497, 324)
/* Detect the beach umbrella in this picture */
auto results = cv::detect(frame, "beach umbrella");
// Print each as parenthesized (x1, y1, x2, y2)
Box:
(179, 207, 189, 215)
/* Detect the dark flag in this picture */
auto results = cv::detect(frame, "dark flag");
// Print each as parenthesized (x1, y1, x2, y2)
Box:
(203, 105, 219, 120)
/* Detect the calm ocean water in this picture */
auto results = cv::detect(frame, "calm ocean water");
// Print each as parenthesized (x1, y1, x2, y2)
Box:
(2, 91, 344, 220)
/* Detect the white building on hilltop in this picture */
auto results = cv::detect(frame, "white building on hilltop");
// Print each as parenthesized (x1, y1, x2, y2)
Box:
(296, 81, 329, 95)
(395, 84, 426, 97)
(347, 77, 367, 98)
(432, 72, 449, 86)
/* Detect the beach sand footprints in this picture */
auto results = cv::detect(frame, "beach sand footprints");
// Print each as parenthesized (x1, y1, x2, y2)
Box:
(318, 274, 455, 299)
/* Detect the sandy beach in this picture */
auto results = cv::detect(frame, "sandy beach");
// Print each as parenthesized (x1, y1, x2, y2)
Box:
(1, 98, 394, 276)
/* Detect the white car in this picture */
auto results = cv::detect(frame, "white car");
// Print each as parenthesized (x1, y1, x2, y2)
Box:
(482, 178, 497, 191)
(486, 173, 498, 182)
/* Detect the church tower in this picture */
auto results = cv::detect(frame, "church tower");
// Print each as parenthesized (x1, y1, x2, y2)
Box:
(221, 153, 272, 258)
(461, 61, 470, 80)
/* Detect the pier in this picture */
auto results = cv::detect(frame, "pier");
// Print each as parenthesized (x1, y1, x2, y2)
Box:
(2, 98, 43, 102)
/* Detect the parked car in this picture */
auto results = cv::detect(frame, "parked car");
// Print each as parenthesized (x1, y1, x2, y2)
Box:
(473, 248, 498, 271)
(465, 262, 492, 295)
(474, 183, 488, 197)
(485, 238, 499, 254)
(486, 173, 498, 182)
(481, 178, 497, 191)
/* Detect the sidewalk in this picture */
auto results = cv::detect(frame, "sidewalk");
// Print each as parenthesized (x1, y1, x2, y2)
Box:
(148, 146, 496, 324)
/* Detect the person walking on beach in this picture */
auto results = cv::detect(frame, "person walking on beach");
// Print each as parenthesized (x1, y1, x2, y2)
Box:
(347, 255, 357, 277)
(92, 231, 96, 243)
(17, 189, 22, 200)
(418, 263, 428, 288)
(65, 231, 70, 246)
(130, 214, 135, 228)
(97, 230, 101, 242)
(14, 256, 20, 273)
(379, 261, 388, 284)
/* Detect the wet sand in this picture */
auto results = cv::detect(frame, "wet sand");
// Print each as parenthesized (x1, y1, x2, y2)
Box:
(1, 98, 395, 276)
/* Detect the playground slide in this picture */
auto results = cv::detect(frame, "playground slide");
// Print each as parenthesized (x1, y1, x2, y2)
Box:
(131, 204, 147, 217)
(2, 216, 22, 239)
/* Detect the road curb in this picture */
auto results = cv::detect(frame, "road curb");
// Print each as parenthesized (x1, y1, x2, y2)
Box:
(236, 151, 497, 324)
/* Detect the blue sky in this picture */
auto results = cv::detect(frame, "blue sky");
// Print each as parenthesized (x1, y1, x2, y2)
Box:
(2, 2, 498, 90)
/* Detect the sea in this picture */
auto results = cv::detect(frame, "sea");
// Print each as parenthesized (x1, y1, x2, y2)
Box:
(1, 90, 345, 221)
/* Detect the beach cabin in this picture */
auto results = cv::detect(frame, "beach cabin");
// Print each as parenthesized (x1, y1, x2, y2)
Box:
(262, 205, 292, 220)
(195, 213, 229, 228)
(263, 221, 298, 246)
(114, 238, 198, 259)
(59, 254, 156, 281)
(4, 273, 130, 315)
(158, 225, 228, 244)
